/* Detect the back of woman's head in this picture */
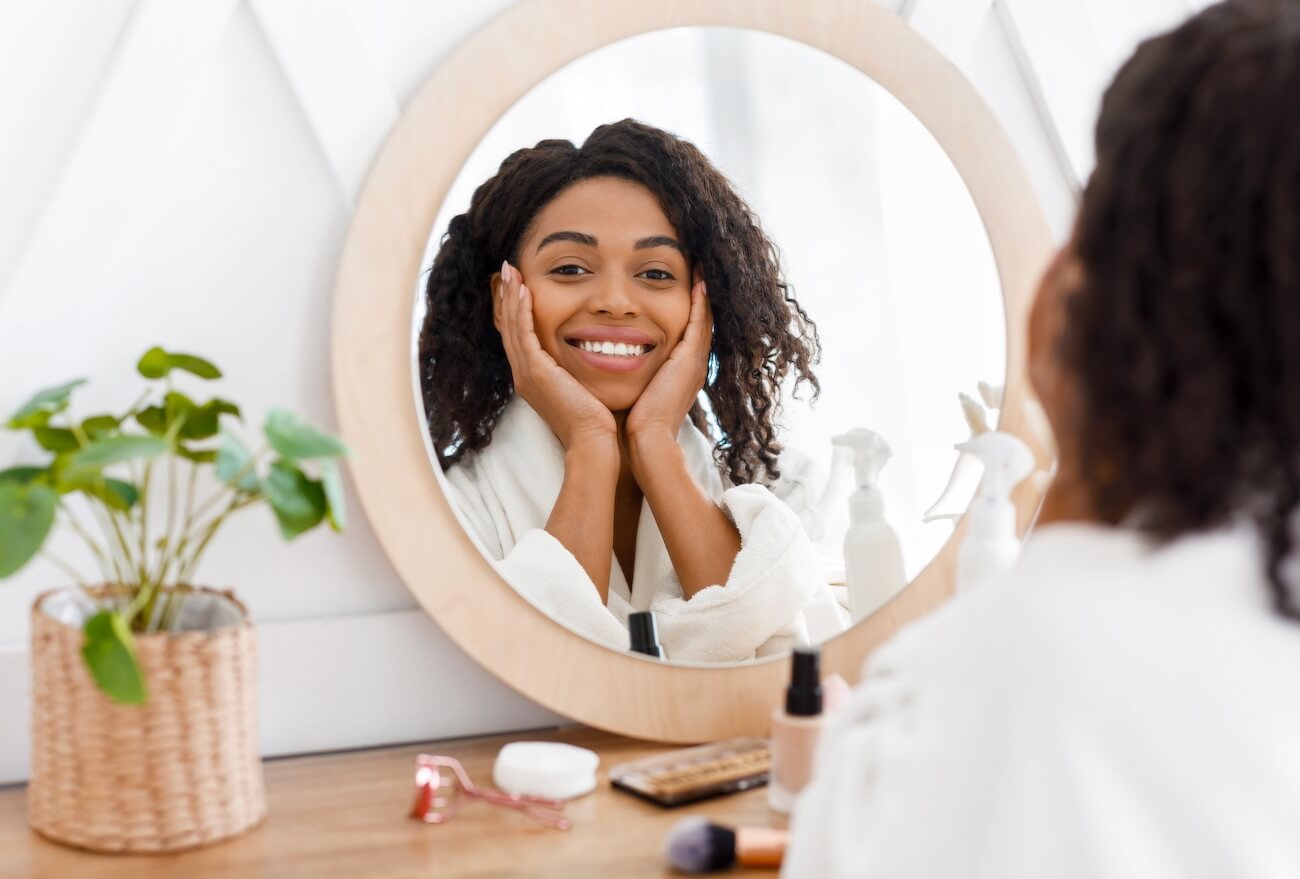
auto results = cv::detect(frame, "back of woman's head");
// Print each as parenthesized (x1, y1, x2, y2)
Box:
(418, 118, 819, 485)
(1063, 0, 1300, 615)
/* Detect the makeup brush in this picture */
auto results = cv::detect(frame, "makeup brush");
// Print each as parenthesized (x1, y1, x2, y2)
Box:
(664, 817, 788, 873)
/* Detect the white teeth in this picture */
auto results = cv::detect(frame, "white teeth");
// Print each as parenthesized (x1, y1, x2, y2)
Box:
(576, 340, 648, 357)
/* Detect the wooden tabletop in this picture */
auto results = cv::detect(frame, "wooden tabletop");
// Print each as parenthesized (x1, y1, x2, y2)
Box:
(0, 726, 786, 878)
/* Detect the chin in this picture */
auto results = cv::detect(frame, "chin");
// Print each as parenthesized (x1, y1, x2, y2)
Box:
(586, 382, 647, 414)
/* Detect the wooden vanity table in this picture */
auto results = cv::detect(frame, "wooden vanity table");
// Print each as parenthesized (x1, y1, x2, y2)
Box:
(0, 727, 784, 878)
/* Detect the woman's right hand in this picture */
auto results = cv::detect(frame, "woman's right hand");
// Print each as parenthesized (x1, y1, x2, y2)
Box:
(498, 261, 617, 453)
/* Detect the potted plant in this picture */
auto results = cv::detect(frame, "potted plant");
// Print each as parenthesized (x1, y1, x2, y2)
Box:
(0, 346, 348, 853)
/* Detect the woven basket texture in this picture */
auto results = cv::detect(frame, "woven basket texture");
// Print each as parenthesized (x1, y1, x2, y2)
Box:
(27, 586, 266, 853)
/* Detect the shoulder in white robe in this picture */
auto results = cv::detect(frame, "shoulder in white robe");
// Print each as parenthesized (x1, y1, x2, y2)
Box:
(444, 397, 846, 662)
(784, 523, 1300, 878)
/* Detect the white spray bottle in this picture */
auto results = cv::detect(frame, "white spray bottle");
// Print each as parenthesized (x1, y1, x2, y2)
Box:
(955, 431, 1036, 592)
(834, 429, 906, 623)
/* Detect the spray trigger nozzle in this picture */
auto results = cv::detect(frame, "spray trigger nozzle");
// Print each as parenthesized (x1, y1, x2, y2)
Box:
(955, 432, 1035, 500)
(832, 428, 892, 490)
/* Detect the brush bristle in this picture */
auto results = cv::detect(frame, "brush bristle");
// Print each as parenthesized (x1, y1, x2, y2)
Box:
(664, 817, 737, 873)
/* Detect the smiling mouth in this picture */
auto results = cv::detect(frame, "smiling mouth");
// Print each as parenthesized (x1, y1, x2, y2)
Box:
(567, 339, 655, 358)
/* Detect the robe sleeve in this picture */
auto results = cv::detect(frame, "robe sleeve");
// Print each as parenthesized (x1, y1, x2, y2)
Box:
(648, 484, 829, 663)
(496, 530, 631, 651)
(783, 586, 1088, 879)
(445, 463, 630, 650)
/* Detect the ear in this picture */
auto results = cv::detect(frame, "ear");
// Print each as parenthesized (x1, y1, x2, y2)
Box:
(490, 272, 504, 333)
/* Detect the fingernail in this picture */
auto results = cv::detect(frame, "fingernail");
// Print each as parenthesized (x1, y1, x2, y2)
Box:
(502, 261, 511, 283)
(518, 283, 527, 301)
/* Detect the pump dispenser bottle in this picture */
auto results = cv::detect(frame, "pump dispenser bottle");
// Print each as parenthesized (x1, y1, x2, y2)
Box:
(955, 431, 1035, 592)
(768, 647, 824, 814)
(833, 429, 906, 622)
(628, 611, 663, 659)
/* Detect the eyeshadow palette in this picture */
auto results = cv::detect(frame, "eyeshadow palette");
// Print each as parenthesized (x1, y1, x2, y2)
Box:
(608, 737, 771, 807)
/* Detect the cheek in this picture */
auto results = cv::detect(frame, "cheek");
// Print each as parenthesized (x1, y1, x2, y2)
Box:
(523, 289, 566, 359)
(654, 291, 693, 349)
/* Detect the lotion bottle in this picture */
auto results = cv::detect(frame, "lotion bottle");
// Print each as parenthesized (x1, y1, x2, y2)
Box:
(955, 431, 1035, 592)
(834, 429, 906, 623)
(768, 647, 823, 814)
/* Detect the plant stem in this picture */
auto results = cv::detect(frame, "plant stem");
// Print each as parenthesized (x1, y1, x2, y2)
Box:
(137, 458, 154, 585)
(121, 387, 152, 420)
(40, 552, 90, 590)
(100, 500, 144, 586)
(158, 583, 191, 632)
(176, 494, 257, 584)
(154, 460, 199, 593)
(186, 446, 266, 525)
(56, 504, 114, 581)
(147, 452, 179, 586)
(124, 582, 156, 627)
(83, 500, 125, 578)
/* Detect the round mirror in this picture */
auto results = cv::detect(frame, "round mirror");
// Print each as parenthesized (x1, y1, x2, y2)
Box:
(333, 0, 1052, 741)
(413, 27, 1004, 665)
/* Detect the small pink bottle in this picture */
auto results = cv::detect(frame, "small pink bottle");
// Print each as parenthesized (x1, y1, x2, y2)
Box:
(767, 646, 824, 813)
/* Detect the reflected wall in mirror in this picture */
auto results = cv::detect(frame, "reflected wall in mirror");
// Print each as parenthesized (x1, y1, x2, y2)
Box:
(413, 27, 1004, 666)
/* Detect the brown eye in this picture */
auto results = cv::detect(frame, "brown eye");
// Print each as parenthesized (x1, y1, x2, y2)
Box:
(639, 269, 674, 281)
(552, 264, 589, 276)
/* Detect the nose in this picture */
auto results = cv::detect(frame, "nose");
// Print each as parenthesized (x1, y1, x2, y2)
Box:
(585, 278, 640, 318)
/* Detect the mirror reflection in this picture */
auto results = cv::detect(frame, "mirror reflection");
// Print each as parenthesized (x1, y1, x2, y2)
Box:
(414, 28, 1004, 664)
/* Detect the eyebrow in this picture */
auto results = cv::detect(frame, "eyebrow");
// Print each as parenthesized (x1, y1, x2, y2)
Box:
(536, 230, 597, 252)
(534, 231, 686, 255)
(634, 235, 685, 255)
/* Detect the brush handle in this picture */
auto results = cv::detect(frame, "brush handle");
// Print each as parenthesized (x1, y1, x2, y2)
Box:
(735, 827, 789, 869)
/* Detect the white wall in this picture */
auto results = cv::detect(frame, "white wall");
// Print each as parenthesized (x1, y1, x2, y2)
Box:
(0, 0, 1197, 783)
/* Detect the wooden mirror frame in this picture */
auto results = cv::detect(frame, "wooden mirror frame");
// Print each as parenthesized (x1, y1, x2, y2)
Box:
(331, 0, 1054, 743)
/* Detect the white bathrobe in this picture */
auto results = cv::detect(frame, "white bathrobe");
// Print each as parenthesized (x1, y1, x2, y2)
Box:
(445, 397, 845, 662)
(784, 523, 1300, 878)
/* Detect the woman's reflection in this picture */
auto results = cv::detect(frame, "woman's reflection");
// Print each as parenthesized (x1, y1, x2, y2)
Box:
(417, 119, 848, 662)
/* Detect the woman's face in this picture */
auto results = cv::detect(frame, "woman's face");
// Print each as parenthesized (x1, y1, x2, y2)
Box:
(495, 176, 693, 413)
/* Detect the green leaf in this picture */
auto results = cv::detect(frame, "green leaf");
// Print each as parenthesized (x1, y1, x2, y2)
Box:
(264, 408, 348, 460)
(169, 353, 221, 380)
(207, 398, 240, 419)
(134, 394, 238, 442)
(167, 393, 209, 439)
(81, 612, 147, 705)
(137, 347, 221, 380)
(33, 426, 80, 452)
(68, 434, 167, 469)
(135, 405, 167, 435)
(81, 414, 120, 439)
(58, 468, 139, 511)
(163, 390, 196, 419)
(101, 478, 139, 511)
(7, 379, 86, 428)
(183, 398, 241, 441)
(0, 483, 57, 577)
(216, 429, 260, 491)
(0, 467, 47, 486)
(320, 459, 347, 533)
(137, 347, 170, 379)
(264, 459, 326, 540)
(177, 444, 217, 464)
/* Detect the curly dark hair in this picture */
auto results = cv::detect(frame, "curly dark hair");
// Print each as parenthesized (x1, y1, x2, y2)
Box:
(1061, 0, 1300, 617)
(417, 118, 820, 485)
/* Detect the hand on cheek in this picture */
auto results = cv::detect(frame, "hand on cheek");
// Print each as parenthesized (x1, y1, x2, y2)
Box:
(497, 261, 617, 453)
(625, 279, 712, 454)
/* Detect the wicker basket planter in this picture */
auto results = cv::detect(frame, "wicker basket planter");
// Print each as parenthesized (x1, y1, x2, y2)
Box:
(27, 586, 266, 853)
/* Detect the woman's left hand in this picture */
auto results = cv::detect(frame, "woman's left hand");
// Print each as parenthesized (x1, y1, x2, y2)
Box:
(626, 279, 712, 449)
